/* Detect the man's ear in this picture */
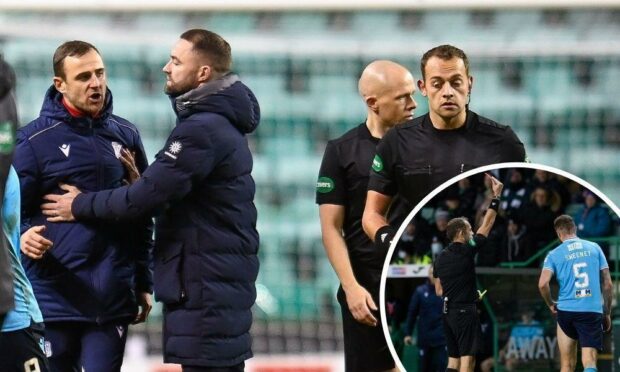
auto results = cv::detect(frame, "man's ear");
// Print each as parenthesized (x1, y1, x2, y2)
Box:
(53, 77, 66, 93)
(197, 65, 212, 83)
(366, 96, 378, 112)
(417, 79, 427, 97)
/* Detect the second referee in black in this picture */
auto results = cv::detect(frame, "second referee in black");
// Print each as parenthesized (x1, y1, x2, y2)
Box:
(317, 60, 416, 372)
(433, 174, 503, 372)
(363, 44, 525, 246)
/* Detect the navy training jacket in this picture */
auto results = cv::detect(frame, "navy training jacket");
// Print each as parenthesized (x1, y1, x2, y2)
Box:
(13, 87, 153, 324)
(404, 281, 446, 348)
(71, 73, 260, 367)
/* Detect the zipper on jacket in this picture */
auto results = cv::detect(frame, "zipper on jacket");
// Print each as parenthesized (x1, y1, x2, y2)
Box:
(88, 118, 104, 190)
(180, 254, 187, 301)
(87, 117, 104, 323)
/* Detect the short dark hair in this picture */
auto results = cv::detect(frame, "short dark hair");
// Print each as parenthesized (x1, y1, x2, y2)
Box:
(53, 40, 100, 79)
(180, 29, 232, 74)
(446, 217, 469, 241)
(554, 215, 576, 235)
(420, 44, 470, 80)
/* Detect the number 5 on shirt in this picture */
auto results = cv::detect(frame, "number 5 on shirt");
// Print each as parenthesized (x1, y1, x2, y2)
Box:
(573, 262, 589, 288)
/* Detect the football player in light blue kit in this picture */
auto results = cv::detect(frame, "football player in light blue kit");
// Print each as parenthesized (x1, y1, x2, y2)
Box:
(538, 214, 613, 372)
(0, 166, 49, 371)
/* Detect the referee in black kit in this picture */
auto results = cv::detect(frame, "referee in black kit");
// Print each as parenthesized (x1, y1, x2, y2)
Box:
(317, 60, 416, 372)
(433, 174, 503, 372)
(363, 44, 525, 246)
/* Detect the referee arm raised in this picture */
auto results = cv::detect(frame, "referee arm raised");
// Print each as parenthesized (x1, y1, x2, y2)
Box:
(475, 175, 504, 237)
(434, 174, 502, 296)
(433, 173, 503, 372)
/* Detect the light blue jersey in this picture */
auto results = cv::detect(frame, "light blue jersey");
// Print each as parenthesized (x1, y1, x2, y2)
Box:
(543, 237, 608, 313)
(1, 166, 43, 332)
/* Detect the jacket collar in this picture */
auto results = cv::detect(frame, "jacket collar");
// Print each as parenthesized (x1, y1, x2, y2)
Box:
(172, 73, 239, 116)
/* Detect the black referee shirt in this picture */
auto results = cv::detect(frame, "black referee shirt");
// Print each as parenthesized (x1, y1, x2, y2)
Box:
(368, 110, 526, 208)
(316, 123, 381, 269)
(433, 234, 487, 304)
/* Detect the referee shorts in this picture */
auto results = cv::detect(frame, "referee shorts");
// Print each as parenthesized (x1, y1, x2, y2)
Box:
(337, 281, 395, 372)
(557, 310, 603, 351)
(442, 304, 481, 358)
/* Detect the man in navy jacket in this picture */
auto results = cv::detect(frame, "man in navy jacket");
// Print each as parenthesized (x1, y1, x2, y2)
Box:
(13, 41, 153, 372)
(403, 266, 447, 372)
(43, 30, 260, 371)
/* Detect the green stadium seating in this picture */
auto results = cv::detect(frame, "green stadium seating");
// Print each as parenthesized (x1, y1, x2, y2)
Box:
(3, 9, 620, 333)
(279, 13, 328, 33)
(351, 11, 400, 34)
(207, 12, 257, 33)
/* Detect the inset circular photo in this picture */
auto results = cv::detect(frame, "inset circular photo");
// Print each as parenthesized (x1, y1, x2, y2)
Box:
(381, 164, 620, 372)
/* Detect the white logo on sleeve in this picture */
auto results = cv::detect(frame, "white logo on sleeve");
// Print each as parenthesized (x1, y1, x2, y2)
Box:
(111, 141, 123, 158)
(164, 141, 182, 160)
(381, 233, 388, 243)
(59, 144, 70, 157)
(116, 325, 125, 338)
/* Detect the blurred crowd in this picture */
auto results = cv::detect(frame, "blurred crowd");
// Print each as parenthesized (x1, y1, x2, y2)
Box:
(393, 168, 618, 267)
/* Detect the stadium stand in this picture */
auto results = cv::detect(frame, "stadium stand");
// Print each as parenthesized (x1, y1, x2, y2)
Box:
(1, 7, 620, 369)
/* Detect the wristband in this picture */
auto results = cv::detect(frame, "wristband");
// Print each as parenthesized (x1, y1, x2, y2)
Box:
(488, 198, 500, 212)
(375, 225, 396, 251)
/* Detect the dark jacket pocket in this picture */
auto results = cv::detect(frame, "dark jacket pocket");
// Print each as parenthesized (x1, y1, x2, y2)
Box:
(154, 241, 185, 305)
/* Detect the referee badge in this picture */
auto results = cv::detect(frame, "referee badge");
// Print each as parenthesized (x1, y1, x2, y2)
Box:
(372, 155, 383, 172)
(316, 177, 335, 193)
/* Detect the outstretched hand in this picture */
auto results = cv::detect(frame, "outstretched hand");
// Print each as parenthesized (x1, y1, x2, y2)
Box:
(486, 173, 503, 198)
(41, 183, 81, 222)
